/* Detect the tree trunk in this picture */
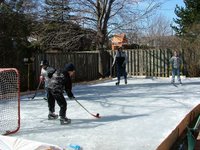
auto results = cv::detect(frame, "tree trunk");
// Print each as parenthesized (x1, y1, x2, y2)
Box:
(98, 49, 104, 76)
(96, 29, 106, 76)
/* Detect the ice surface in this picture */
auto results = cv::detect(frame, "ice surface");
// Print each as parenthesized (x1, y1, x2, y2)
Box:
(9, 77, 200, 150)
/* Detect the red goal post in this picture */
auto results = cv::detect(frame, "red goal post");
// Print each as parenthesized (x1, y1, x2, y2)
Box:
(0, 68, 20, 135)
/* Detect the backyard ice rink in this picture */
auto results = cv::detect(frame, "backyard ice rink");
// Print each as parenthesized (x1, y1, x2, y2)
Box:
(9, 77, 200, 150)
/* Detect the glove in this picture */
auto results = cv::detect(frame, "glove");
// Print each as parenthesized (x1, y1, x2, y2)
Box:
(69, 96, 75, 100)
(40, 76, 44, 82)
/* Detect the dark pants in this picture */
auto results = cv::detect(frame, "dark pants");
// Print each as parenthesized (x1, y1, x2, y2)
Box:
(47, 89, 67, 118)
(117, 64, 127, 82)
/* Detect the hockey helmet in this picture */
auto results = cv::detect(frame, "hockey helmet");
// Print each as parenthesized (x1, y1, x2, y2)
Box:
(64, 63, 75, 72)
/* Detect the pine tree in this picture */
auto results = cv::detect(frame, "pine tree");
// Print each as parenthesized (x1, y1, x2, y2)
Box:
(35, 0, 95, 51)
(172, 0, 200, 38)
(0, 0, 34, 54)
(172, 0, 200, 77)
(44, 0, 70, 23)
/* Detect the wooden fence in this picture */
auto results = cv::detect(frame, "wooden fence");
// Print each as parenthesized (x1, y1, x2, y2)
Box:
(34, 49, 184, 85)
(109, 49, 175, 77)
(34, 51, 100, 83)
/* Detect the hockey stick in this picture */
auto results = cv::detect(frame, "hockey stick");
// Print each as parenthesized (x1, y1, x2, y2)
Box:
(31, 80, 42, 100)
(74, 98, 101, 118)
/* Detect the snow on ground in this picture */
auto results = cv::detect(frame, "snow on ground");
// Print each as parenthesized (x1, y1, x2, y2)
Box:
(10, 77, 200, 150)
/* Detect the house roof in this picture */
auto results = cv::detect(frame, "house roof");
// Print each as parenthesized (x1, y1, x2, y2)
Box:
(111, 33, 127, 43)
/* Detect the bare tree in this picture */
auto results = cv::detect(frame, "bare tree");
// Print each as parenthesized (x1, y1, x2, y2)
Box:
(141, 14, 176, 49)
(70, 0, 161, 49)
(70, 0, 162, 75)
(38, 22, 95, 51)
(30, 0, 96, 52)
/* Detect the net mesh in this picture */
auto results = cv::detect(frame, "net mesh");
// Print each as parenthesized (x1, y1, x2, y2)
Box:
(0, 68, 20, 135)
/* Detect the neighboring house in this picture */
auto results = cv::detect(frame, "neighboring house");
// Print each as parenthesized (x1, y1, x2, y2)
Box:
(111, 33, 128, 50)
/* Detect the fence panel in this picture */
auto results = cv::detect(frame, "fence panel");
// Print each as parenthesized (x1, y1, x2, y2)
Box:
(109, 49, 182, 77)
(34, 52, 99, 83)
(34, 49, 184, 87)
(0, 49, 185, 91)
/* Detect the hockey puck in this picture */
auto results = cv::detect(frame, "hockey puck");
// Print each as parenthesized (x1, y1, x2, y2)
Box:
(96, 113, 100, 117)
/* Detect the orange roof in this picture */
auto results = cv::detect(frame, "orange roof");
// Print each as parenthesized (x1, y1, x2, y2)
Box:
(111, 33, 127, 43)
(111, 33, 128, 50)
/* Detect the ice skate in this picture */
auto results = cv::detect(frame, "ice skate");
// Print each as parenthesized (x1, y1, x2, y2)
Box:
(48, 113, 58, 120)
(170, 80, 178, 87)
(115, 82, 120, 85)
(171, 80, 175, 84)
(125, 79, 127, 84)
(60, 117, 71, 125)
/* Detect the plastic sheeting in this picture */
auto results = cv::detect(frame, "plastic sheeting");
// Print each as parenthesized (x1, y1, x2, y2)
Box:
(0, 135, 63, 150)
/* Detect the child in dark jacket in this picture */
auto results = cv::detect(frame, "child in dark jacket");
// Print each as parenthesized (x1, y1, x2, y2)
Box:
(47, 63, 76, 125)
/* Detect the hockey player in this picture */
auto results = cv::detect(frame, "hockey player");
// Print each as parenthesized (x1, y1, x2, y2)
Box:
(169, 51, 183, 84)
(112, 47, 127, 85)
(47, 63, 76, 125)
(40, 60, 54, 100)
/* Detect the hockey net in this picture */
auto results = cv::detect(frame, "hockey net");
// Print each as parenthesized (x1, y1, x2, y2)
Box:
(0, 68, 20, 135)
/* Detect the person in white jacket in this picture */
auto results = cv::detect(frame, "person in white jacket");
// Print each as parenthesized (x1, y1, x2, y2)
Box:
(40, 60, 54, 100)
(112, 47, 127, 85)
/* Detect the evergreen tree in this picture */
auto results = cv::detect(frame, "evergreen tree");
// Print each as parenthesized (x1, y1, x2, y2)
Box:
(172, 0, 200, 38)
(172, 0, 200, 77)
(0, 0, 38, 90)
(35, 0, 95, 51)
(44, 0, 70, 23)
(0, 0, 34, 56)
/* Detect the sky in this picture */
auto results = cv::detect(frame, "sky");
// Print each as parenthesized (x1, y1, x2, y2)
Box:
(158, 0, 185, 22)
(1, 77, 200, 150)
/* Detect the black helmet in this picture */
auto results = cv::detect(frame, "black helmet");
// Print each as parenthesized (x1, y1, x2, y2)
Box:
(63, 63, 75, 73)
(40, 60, 49, 66)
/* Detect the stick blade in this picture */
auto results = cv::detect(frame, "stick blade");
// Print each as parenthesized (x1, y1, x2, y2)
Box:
(93, 113, 101, 118)
(31, 96, 35, 100)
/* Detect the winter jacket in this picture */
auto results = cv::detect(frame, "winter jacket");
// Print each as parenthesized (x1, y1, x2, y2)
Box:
(169, 56, 182, 69)
(47, 69, 64, 92)
(40, 66, 55, 87)
(112, 50, 127, 66)
(47, 68, 74, 98)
